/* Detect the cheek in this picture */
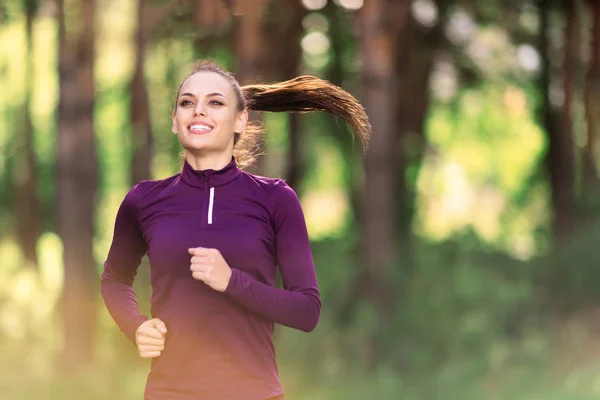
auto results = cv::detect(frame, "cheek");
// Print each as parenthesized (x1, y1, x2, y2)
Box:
(226, 110, 241, 128)
(211, 112, 236, 131)
(176, 111, 187, 124)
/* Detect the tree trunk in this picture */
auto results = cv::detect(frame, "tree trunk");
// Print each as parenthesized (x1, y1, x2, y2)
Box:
(232, 0, 266, 84)
(538, 0, 576, 241)
(324, 3, 368, 328)
(130, 0, 153, 185)
(286, 114, 303, 189)
(561, 0, 577, 172)
(358, 0, 410, 367)
(193, 0, 230, 32)
(266, 0, 306, 190)
(192, 0, 231, 59)
(324, 2, 362, 223)
(560, 0, 582, 218)
(232, 0, 268, 174)
(395, 5, 444, 252)
(583, 0, 600, 190)
(13, 0, 41, 268)
(129, 0, 177, 183)
(57, 0, 98, 371)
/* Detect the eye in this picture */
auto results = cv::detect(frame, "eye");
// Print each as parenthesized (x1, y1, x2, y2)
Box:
(179, 100, 193, 106)
(209, 100, 224, 106)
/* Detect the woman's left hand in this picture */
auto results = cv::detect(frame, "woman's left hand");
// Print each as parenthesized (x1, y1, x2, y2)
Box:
(188, 247, 232, 292)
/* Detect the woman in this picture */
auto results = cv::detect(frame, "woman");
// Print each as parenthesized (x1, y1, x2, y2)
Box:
(101, 60, 371, 400)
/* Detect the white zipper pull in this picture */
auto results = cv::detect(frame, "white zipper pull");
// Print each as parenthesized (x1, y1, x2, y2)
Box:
(208, 187, 215, 225)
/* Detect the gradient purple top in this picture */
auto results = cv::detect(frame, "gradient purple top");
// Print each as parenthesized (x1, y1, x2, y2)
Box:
(101, 157, 321, 400)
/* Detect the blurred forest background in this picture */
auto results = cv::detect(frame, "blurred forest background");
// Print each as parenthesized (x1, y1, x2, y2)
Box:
(1, 0, 600, 398)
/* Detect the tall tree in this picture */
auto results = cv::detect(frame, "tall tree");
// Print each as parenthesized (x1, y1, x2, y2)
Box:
(193, 0, 229, 31)
(130, 0, 154, 185)
(265, 0, 306, 190)
(56, 0, 98, 370)
(232, 0, 268, 174)
(538, 0, 576, 240)
(191, 0, 231, 59)
(232, 0, 267, 85)
(323, 2, 364, 224)
(13, 0, 41, 268)
(559, 0, 581, 220)
(583, 0, 600, 190)
(324, 3, 369, 330)
(358, 0, 411, 366)
(395, 1, 447, 252)
(130, 0, 177, 185)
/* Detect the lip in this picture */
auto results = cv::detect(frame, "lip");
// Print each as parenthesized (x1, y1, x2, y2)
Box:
(187, 121, 214, 134)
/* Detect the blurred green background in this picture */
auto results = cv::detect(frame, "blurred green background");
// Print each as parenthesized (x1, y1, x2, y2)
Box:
(2, 0, 600, 399)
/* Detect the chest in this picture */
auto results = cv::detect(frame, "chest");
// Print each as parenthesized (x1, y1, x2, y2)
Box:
(139, 187, 276, 278)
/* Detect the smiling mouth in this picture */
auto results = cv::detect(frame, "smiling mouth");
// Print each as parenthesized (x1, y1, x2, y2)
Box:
(188, 123, 213, 134)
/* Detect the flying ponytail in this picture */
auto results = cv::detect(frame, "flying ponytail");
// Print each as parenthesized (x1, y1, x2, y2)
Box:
(242, 76, 371, 153)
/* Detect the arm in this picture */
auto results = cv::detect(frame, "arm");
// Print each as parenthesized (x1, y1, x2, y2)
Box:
(101, 184, 149, 343)
(224, 180, 321, 332)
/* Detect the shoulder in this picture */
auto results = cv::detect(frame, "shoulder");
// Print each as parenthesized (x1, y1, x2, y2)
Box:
(238, 172, 305, 229)
(239, 170, 282, 189)
(240, 172, 303, 220)
(239, 171, 298, 203)
(124, 174, 180, 205)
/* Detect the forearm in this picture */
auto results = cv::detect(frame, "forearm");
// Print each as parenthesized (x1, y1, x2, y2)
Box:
(225, 268, 321, 332)
(102, 184, 149, 343)
(100, 271, 148, 343)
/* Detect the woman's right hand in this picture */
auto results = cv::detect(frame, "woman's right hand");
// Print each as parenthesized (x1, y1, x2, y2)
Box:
(135, 318, 168, 358)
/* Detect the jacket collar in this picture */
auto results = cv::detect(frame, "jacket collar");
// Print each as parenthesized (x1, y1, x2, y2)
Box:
(180, 156, 241, 189)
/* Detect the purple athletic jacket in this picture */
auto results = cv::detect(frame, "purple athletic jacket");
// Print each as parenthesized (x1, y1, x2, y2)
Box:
(101, 156, 321, 400)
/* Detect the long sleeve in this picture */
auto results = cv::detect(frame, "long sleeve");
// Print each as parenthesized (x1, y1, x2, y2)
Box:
(101, 184, 149, 343)
(224, 180, 321, 332)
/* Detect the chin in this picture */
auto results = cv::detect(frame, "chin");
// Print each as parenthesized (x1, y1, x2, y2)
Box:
(182, 143, 211, 154)
(179, 136, 212, 149)
(178, 134, 233, 155)
(182, 141, 228, 154)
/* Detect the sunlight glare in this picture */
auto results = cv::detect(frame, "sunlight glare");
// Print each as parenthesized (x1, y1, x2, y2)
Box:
(517, 44, 540, 72)
(503, 86, 527, 115)
(412, 0, 438, 28)
(11, 268, 37, 303)
(38, 232, 64, 293)
(510, 234, 535, 260)
(301, 0, 327, 11)
(303, 189, 349, 240)
(431, 57, 457, 101)
(303, 12, 329, 33)
(445, 9, 475, 44)
(337, 0, 363, 10)
(301, 31, 331, 55)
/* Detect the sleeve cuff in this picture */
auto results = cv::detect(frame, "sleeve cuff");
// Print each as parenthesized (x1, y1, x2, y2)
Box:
(224, 267, 251, 299)
(124, 314, 149, 344)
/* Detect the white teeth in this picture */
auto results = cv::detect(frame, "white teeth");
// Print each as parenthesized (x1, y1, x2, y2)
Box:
(190, 124, 211, 131)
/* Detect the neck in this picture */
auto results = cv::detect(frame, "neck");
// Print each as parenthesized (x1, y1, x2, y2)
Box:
(184, 151, 233, 171)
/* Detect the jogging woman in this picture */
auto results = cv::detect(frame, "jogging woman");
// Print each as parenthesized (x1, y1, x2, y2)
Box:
(101, 60, 371, 399)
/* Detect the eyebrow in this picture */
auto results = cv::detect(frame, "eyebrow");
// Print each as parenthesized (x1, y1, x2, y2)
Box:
(179, 92, 225, 98)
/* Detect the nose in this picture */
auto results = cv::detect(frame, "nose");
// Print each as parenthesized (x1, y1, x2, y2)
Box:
(194, 102, 206, 117)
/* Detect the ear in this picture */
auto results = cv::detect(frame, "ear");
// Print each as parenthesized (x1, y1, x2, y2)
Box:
(171, 110, 177, 134)
(234, 110, 248, 134)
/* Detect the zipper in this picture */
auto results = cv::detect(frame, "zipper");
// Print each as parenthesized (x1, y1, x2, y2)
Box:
(202, 171, 214, 227)
(208, 187, 214, 225)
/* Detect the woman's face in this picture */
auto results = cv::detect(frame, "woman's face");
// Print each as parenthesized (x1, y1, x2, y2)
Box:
(172, 71, 247, 156)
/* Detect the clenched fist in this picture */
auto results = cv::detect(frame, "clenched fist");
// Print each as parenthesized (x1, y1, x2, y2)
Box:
(135, 318, 167, 359)
(189, 247, 232, 292)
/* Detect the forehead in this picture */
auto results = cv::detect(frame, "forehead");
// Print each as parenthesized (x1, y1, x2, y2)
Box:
(179, 71, 234, 97)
